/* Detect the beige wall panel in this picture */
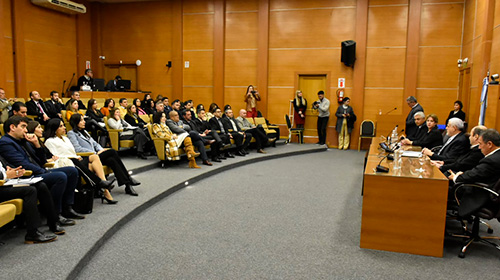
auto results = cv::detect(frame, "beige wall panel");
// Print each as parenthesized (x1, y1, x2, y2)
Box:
(3, 0, 11, 36)
(369, 0, 408, 5)
(467, 87, 479, 125)
(470, 38, 483, 85)
(225, 12, 258, 50)
(462, 41, 472, 60)
(367, 6, 408, 47)
(268, 49, 352, 86)
(490, 27, 500, 76)
(463, 0, 476, 45)
(100, 2, 172, 53)
(485, 85, 499, 129)
(3, 37, 15, 96)
(363, 88, 404, 124)
(423, 0, 464, 3)
(495, 0, 500, 26)
(417, 89, 458, 123)
(183, 51, 214, 86)
(475, 0, 486, 39)
(269, 8, 356, 49)
(267, 88, 307, 125)
(183, 87, 213, 109)
(417, 47, 461, 88)
(23, 6, 75, 48)
(224, 50, 258, 87)
(270, 0, 356, 10)
(24, 42, 76, 97)
(224, 87, 248, 113)
(365, 48, 406, 88)
(226, 0, 258, 11)
(183, 14, 214, 50)
(420, 4, 464, 46)
(183, 0, 214, 13)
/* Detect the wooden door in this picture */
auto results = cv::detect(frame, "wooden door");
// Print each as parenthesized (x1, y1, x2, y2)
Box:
(298, 75, 327, 138)
(103, 64, 138, 91)
(458, 67, 471, 124)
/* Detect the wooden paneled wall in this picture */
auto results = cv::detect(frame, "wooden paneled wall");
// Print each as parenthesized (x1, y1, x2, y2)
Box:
(6, 0, 500, 148)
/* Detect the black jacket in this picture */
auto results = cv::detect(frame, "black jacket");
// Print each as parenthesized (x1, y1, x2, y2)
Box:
(441, 145, 484, 176)
(412, 126, 442, 149)
(430, 132, 469, 162)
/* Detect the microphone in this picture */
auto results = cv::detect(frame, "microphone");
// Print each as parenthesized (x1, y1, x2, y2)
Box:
(383, 107, 397, 115)
(376, 154, 390, 173)
(62, 80, 66, 96)
(65, 73, 76, 96)
(380, 129, 404, 153)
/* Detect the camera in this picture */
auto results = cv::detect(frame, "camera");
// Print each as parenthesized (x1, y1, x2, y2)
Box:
(251, 90, 256, 94)
(312, 101, 320, 109)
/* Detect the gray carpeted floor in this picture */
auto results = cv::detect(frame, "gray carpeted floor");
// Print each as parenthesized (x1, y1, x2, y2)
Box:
(74, 149, 500, 279)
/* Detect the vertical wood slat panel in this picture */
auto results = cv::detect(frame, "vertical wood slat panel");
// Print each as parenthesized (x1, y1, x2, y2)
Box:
(172, 0, 183, 101)
(404, 0, 421, 113)
(0, 0, 6, 89)
(258, 0, 269, 116)
(11, 0, 27, 99)
(351, 0, 368, 149)
(213, 0, 225, 106)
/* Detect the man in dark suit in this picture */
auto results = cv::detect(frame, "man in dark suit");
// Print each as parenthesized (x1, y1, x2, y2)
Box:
(65, 91, 86, 110)
(25, 90, 50, 125)
(431, 125, 486, 177)
(405, 96, 424, 138)
(423, 118, 469, 162)
(449, 128, 500, 188)
(0, 116, 83, 222)
(222, 108, 252, 156)
(192, 109, 227, 162)
(209, 107, 237, 158)
(404, 111, 426, 141)
(0, 158, 62, 243)
(44, 91, 64, 119)
(106, 75, 121, 91)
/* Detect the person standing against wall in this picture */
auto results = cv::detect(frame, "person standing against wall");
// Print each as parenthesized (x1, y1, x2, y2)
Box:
(335, 97, 356, 150)
(313, 90, 330, 145)
(245, 85, 261, 118)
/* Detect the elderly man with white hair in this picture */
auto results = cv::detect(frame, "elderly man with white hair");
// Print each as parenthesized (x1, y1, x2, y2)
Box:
(422, 117, 469, 161)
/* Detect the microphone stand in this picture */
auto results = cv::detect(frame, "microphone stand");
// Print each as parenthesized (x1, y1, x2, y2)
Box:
(65, 73, 76, 97)
(62, 80, 66, 96)
(384, 107, 397, 115)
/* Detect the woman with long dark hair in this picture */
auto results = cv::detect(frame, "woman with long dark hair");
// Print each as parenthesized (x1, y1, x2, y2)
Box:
(67, 114, 141, 196)
(143, 99, 155, 115)
(133, 98, 147, 115)
(100, 98, 115, 117)
(244, 85, 261, 118)
(107, 108, 149, 159)
(85, 98, 108, 147)
(43, 119, 116, 204)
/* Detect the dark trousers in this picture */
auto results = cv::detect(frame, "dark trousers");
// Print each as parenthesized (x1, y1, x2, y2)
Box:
(246, 127, 268, 150)
(317, 116, 329, 145)
(98, 149, 131, 186)
(70, 157, 102, 187)
(230, 132, 252, 150)
(0, 186, 39, 232)
(121, 129, 149, 153)
(40, 166, 78, 213)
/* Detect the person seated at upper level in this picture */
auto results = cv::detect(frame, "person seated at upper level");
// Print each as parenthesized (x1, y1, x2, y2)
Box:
(446, 100, 466, 125)
(448, 129, 500, 189)
(26, 91, 50, 125)
(100, 98, 114, 117)
(65, 91, 86, 110)
(151, 111, 200, 168)
(402, 113, 442, 149)
(67, 113, 141, 196)
(77, 69, 94, 91)
(431, 125, 486, 177)
(106, 75, 121, 92)
(422, 118, 469, 162)
(44, 91, 64, 120)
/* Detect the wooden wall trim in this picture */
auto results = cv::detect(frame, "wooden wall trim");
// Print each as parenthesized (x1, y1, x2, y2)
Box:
(213, 0, 225, 106)
(472, 0, 495, 126)
(0, 0, 5, 89)
(11, 0, 27, 99)
(172, 0, 183, 101)
(90, 2, 102, 78)
(258, 0, 269, 116)
(404, 0, 422, 110)
(351, 0, 368, 149)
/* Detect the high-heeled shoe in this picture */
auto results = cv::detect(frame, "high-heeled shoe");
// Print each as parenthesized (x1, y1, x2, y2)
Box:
(101, 196, 118, 204)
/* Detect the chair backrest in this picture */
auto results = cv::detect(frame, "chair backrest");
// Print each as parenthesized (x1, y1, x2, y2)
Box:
(360, 120, 375, 136)
(285, 114, 292, 129)
(139, 114, 150, 123)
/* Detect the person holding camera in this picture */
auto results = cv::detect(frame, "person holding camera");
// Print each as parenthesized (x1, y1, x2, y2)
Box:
(312, 90, 330, 146)
(335, 97, 356, 150)
(245, 85, 261, 118)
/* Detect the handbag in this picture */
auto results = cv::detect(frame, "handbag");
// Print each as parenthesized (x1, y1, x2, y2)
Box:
(73, 185, 94, 214)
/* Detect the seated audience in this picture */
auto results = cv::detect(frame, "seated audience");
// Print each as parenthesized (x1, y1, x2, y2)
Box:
(107, 108, 149, 159)
(422, 118, 469, 162)
(236, 108, 272, 153)
(151, 112, 200, 168)
(402, 114, 442, 149)
(223, 108, 252, 156)
(171, 99, 181, 116)
(431, 125, 486, 177)
(182, 110, 214, 166)
(133, 98, 147, 115)
(67, 114, 141, 196)
(167, 110, 210, 166)
(85, 99, 108, 147)
(26, 90, 50, 125)
(118, 98, 128, 119)
(65, 91, 86, 110)
(0, 116, 83, 224)
(43, 119, 116, 204)
(448, 129, 500, 188)
(162, 97, 172, 115)
(66, 99, 79, 122)
(44, 90, 64, 119)
(100, 98, 115, 117)
(405, 111, 426, 141)
(10, 102, 28, 118)
(0, 88, 16, 123)
(142, 93, 152, 106)
(143, 99, 155, 115)
(0, 159, 60, 242)
(206, 103, 218, 120)
(446, 100, 466, 125)
(124, 104, 147, 129)
(189, 108, 227, 162)
(155, 100, 164, 114)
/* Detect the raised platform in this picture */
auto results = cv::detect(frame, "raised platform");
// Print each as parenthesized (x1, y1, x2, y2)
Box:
(0, 143, 327, 279)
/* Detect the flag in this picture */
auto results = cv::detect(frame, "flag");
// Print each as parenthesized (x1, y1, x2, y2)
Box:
(479, 76, 488, 125)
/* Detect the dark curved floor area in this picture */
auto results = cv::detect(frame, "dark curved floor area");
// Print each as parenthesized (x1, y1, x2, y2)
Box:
(76, 150, 500, 279)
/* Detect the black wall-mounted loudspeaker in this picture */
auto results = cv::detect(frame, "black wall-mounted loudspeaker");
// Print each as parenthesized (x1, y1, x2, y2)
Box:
(341, 40, 356, 67)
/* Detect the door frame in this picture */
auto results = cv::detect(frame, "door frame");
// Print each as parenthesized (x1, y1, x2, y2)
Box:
(294, 71, 331, 97)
